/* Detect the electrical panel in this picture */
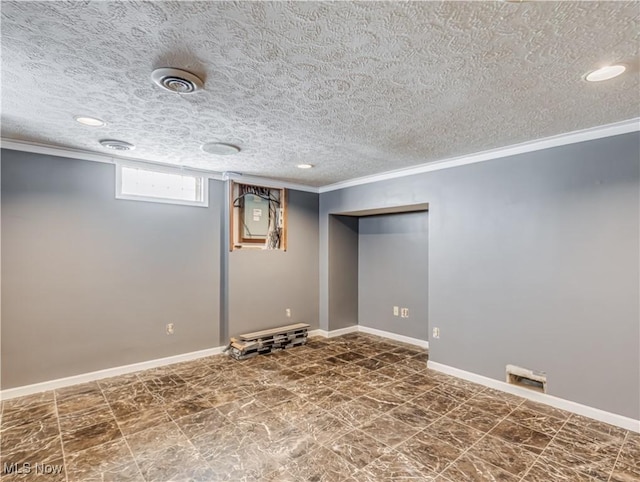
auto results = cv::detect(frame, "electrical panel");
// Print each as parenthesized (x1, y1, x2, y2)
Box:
(242, 194, 269, 239)
(230, 181, 287, 251)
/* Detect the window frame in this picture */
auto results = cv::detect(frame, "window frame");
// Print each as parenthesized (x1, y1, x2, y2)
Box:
(115, 160, 209, 208)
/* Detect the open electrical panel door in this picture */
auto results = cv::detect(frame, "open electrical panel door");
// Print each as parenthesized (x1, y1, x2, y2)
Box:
(230, 181, 287, 251)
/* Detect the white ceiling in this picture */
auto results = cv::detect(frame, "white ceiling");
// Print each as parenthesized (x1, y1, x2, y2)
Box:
(1, 1, 638, 187)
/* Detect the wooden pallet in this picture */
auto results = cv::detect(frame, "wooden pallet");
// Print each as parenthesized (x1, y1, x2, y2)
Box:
(239, 323, 310, 341)
(226, 323, 310, 360)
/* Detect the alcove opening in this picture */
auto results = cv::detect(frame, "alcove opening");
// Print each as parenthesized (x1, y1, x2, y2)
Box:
(328, 203, 429, 344)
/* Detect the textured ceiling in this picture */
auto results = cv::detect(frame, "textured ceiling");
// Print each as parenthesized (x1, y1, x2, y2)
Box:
(1, 1, 638, 187)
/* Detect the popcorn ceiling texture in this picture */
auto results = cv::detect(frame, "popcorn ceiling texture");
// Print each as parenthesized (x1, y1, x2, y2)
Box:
(1, 1, 638, 186)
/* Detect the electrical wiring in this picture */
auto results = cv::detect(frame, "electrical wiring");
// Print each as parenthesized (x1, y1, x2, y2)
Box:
(265, 200, 281, 249)
(232, 184, 280, 207)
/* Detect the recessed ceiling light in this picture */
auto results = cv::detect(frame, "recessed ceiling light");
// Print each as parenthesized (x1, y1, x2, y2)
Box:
(99, 139, 135, 151)
(297, 163, 313, 169)
(74, 115, 105, 127)
(584, 65, 626, 82)
(201, 142, 241, 155)
(151, 67, 204, 94)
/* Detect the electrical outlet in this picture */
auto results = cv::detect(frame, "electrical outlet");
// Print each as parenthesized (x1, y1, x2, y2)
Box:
(278, 208, 285, 228)
(285, 308, 291, 318)
(401, 308, 409, 318)
(393, 306, 399, 316)
(432, 327, 440, 339)
(166, 323, 174, 335)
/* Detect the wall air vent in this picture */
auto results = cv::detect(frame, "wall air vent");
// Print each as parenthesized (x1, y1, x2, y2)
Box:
(151, 68, 204, 94)
(506, 364, 547, 393)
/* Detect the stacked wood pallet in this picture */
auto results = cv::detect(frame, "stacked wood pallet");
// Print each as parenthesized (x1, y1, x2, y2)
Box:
(226, 323, 310, 360)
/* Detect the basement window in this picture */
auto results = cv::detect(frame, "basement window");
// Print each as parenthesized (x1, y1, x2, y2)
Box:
(115, 161, 208, 207)
(230, 181, 287, 250)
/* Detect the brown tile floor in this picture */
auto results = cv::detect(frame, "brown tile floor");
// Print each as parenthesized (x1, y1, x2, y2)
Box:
(1, 333, 638, 481)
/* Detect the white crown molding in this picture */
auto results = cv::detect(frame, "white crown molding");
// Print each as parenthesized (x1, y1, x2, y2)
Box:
(0, 346, 225, 401)
(223, 172, 319, 193)
(0, 138, 226, 180)
(319, 117, 640, 193)
(428, 361, 640, 433)
(0, 138, 319, 192)
(3, 117, 639, 195)
(1, 138, 114, 165)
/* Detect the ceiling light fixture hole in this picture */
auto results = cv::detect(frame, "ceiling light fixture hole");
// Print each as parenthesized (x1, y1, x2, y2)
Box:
(74, 115, 105, 127)
(584, 65, 626, 82)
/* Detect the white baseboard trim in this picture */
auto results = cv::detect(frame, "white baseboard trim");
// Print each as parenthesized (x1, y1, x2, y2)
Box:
(307, 329, 328, 338)
(310, 325, 428, 349)
(428, 361, 640, 433)
(325, 326, 359, 338)
(358, 325, 429, 349)
(2, 326, 369, 401)
(0, 346, 226, 401)
(309, 326, 359, 338)
(5, 335, 633, 434)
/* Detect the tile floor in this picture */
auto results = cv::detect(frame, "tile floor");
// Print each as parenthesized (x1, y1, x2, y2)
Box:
(1, 333, 638, 481)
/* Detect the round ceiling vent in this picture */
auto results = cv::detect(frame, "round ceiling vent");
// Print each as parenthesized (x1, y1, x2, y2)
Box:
(151, 68, 204, 94)
(201, 142, 241, 155)
(99, 139, 135, 151)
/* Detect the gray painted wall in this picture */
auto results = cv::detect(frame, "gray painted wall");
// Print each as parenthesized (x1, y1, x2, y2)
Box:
(328, 215, 359, 331)
(359, 212, 429, 340)
(320, 132, 640, 419)
(227, 189, 319, 337)
(1, 150, 222, 388)
(3, 131, 638, 421)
